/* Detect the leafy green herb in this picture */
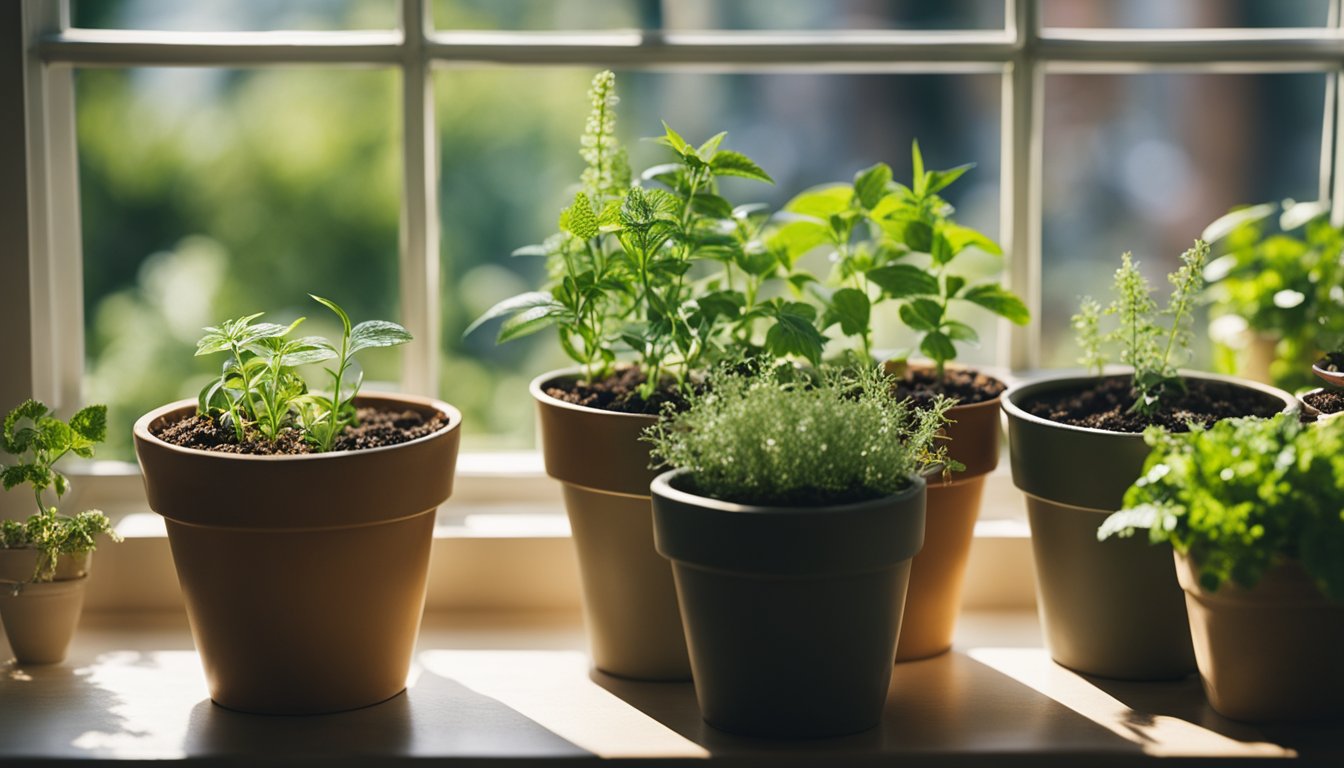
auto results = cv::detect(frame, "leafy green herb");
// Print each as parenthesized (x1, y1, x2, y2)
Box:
(644, 361, 956, 506)
(1, 400, 120, 584)
(1100, 414, 1344, 601)
(1074, 241, 1209, 417)
(196, 296, 411, 451)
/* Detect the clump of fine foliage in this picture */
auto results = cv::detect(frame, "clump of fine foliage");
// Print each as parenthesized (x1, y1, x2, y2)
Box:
(1073, 240, 1208, 416)
(1, 400, 120, 584)
(1100, 414, 1344, 601)
(645, 363, 956, 506)
(196, 295, 412, 452)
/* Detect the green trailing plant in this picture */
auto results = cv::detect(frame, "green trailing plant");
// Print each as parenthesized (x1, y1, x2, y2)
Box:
(776, 141, 1029, 377)
(1099, 414, 1344, 602)
(1072, 241, 1209, 417)
(644, 361, 957, 506)
(467, 71, 817, 404)
(1202, 200, 1344, 390)
(1, 400, 120, 584)
(196, 295, 412, 451)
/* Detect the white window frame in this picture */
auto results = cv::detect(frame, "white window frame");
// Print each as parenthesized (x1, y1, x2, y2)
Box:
(5, 0, 1344, 508)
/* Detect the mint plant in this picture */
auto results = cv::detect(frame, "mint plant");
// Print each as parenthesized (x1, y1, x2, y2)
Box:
(196, 295, 411, 451)
(1, 400, 120, 584)
(778, 141, 1029, 376)
(1100, 414, 1344, 601)
(1073, 241, 1209, 416)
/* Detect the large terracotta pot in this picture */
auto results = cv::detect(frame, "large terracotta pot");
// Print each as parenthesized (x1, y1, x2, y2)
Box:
(1177, 554, 1344, 722)
(652, 469, 925, 738)
(895, 370, 1003, 662)
(134, 394, 460, 714)
(531, 370, 690, 681)
(0, 551, 90, 665)
(1002, 371, 1296, 680)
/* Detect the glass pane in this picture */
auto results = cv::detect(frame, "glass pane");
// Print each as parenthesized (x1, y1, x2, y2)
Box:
(433, 0, 1003, 31)
(1040, 72, 1326, 368)
(71, 0, 397, 32)
(1042, 0, 1329, 29)
(440, 69, 1002, 450)
(77, 68, 401, 460)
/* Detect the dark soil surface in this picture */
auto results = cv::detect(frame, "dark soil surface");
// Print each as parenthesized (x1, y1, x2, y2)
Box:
(890, 367, 1005, 408)
(544, 366, 687, 415)
(1316, 353, 1344, 374)
(1303, 389, 1344, 415)
(154, 407, 447, 455)
(1022, 375, 1283, 433)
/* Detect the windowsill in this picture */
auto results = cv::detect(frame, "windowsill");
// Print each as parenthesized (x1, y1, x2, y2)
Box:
(2, 609, 1338, 765)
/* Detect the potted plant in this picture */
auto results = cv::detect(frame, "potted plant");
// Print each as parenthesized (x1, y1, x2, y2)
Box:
(781, 141, 1029, 660)
(645, 363, 953, 737)
(1301, 352, 1344, 421)
(1002, 242, 1297, 680)
(0, 400, 120, 664)
(133, 296, 461, 714)
(469, 72, 814, 680)
(1100, 414, 1344, 721)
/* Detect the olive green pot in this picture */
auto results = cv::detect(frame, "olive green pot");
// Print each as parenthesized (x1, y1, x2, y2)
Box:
(1002, 371, 1296, 680)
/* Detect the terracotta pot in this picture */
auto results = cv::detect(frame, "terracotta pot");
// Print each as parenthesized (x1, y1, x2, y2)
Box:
(895, 370, 1003, 662)
(651, 469, 925, 738)
(0, 551, 90, 664)
(531, 370, 690, 681)
(134, 394, 460, 715)
(1177, 554, 1344, 722)
(1003, 372, 1296, 680)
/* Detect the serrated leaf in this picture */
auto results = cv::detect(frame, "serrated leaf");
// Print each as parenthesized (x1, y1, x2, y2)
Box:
(37, 417, 73, 454)
(562, 192, 600, 240)
(961, 284, 1031, 325)
(691, 290, 745, 326)
(784, 185, 851, 219)
(710, 150, 774, 184)
(824, 288, 871, 336)
(69, 405, 107, 444)
(464, 291, 560, 338)
(920, 331, 957, 363)
(766, 303, 824, 365)
(3, 399, 48, 454)
(853, 162, 893, 210)
(866, 264, 939, 298)
(1, 464, 28, 491)
(899, 299, 943, 331)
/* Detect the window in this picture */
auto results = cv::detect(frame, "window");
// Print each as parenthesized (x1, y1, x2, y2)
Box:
(6, 0, 1341, 508)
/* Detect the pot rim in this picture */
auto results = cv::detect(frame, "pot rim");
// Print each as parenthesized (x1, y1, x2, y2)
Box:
(1299, 387, 1344, 422)
(529, 366, 659, 423)
(133, 392, 462, 462)
(1002, 368, 1298, 438)
(885, 359, 1008, 411)
(651, 467, 925, 516)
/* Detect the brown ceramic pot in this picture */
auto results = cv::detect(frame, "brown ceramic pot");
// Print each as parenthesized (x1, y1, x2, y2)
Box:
(531, 370, 690, 681)
(134, 394, 460, 715)
(1177, 554, 1344, 722)
(0, 551, 90, 664)
(894, 369, 1003, 662)
(1003, 371, 1296, 680)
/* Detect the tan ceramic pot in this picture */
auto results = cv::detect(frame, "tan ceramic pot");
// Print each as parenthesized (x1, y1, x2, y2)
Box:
(134, 394, 460, 715)
(895, 371, 1003, 662)
(1177, 554, 1344, 722)
(0, 550, 90, 664)
(532, 370, 690, 681)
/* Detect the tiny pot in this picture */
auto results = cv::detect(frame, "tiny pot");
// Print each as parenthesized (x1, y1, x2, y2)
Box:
(651, 469, 925, 738)
(1003, 371, 1296, 680)
(134, 394, 460, 715)
(1177, 554, 1344, 722)
(1298, 387, 1344, 424)
(895, 367, 1003, 662)
(0, 551, 90, 664)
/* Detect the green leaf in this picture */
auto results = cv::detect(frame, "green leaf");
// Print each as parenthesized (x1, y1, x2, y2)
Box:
(691, 291, 745, 326)
(1201, 202, 1276, 244)
(736, 247, 779, 277)
(69, 405, 107, 444)
(930, 234, 954, 266)
(310, 295, 352, 337)
(696, 131, 727, 161)
(766, 309, 825, 366)
(943, 320, 980, 344)
(464, 291, 560, 338)
(3, 399, 49, 454)
(784, 185, 851, 219)
(920, 331, 957, 363)
(823, 288, 871, 336)
(709, 150, 774, 184)
(961, 283, 1031, 325)
(899, 299, 944, 331)
(867, 264, 938, 298)
(911, 140, 927, 194)
(945, 275, 966, 298)
(659, 121, 692, 155)
(924, 163, 973, 196)
(690, 193, 734, 219)
(498, 305, 566, 342)
(768, 218, 831, 265)
(280, 337, 339, 366)
(942, 223, 1002, 257)
(853, 162, 893, 210)
(1, 464, 28, 491)
(349, 320, 413, 354)
(37, 417, 73, 454)
(903, 220, 934, 253)
(562, 192, 600, 240)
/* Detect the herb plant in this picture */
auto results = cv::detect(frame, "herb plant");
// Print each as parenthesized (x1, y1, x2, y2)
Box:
(1072, 241, 1209, 416)
(196, 295, 412, 451)
(777, 141, 1029, 376)
(1099, 414, 1344, 601)
(644, 362, 956, 506)
(1, 400, 120, 584)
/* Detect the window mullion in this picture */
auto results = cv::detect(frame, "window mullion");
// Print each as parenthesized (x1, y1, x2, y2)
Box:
(1327, 0, 1343, 216)
(1002, 0, 1042, 371)
(399, 0, 440, 397)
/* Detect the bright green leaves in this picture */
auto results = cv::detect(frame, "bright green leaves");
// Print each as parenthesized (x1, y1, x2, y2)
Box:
(709, 151, 774, 184)
(853, 163, 893, 211)
(349, 320, 414, 354)
(561, 193, 601, 240)
(961, 284, 1030, 325)
(823, 288, 871, 337)
(899, 298, 944, 331)
(765, 301, 826, 366)
(866, 264, 939, 299)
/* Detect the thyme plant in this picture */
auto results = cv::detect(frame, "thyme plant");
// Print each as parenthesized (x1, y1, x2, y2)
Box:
(1073, 241, 1209, 416)
(1, 400, 120, 584)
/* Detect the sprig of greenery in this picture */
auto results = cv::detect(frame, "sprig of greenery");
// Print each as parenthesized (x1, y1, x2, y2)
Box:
(1, 400, 120, 583)
(1100, 414, 1344, 601)
(196, 296, 411, 451)
(1074, 241, 1209, 416)
(644, 362, 956, 506)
